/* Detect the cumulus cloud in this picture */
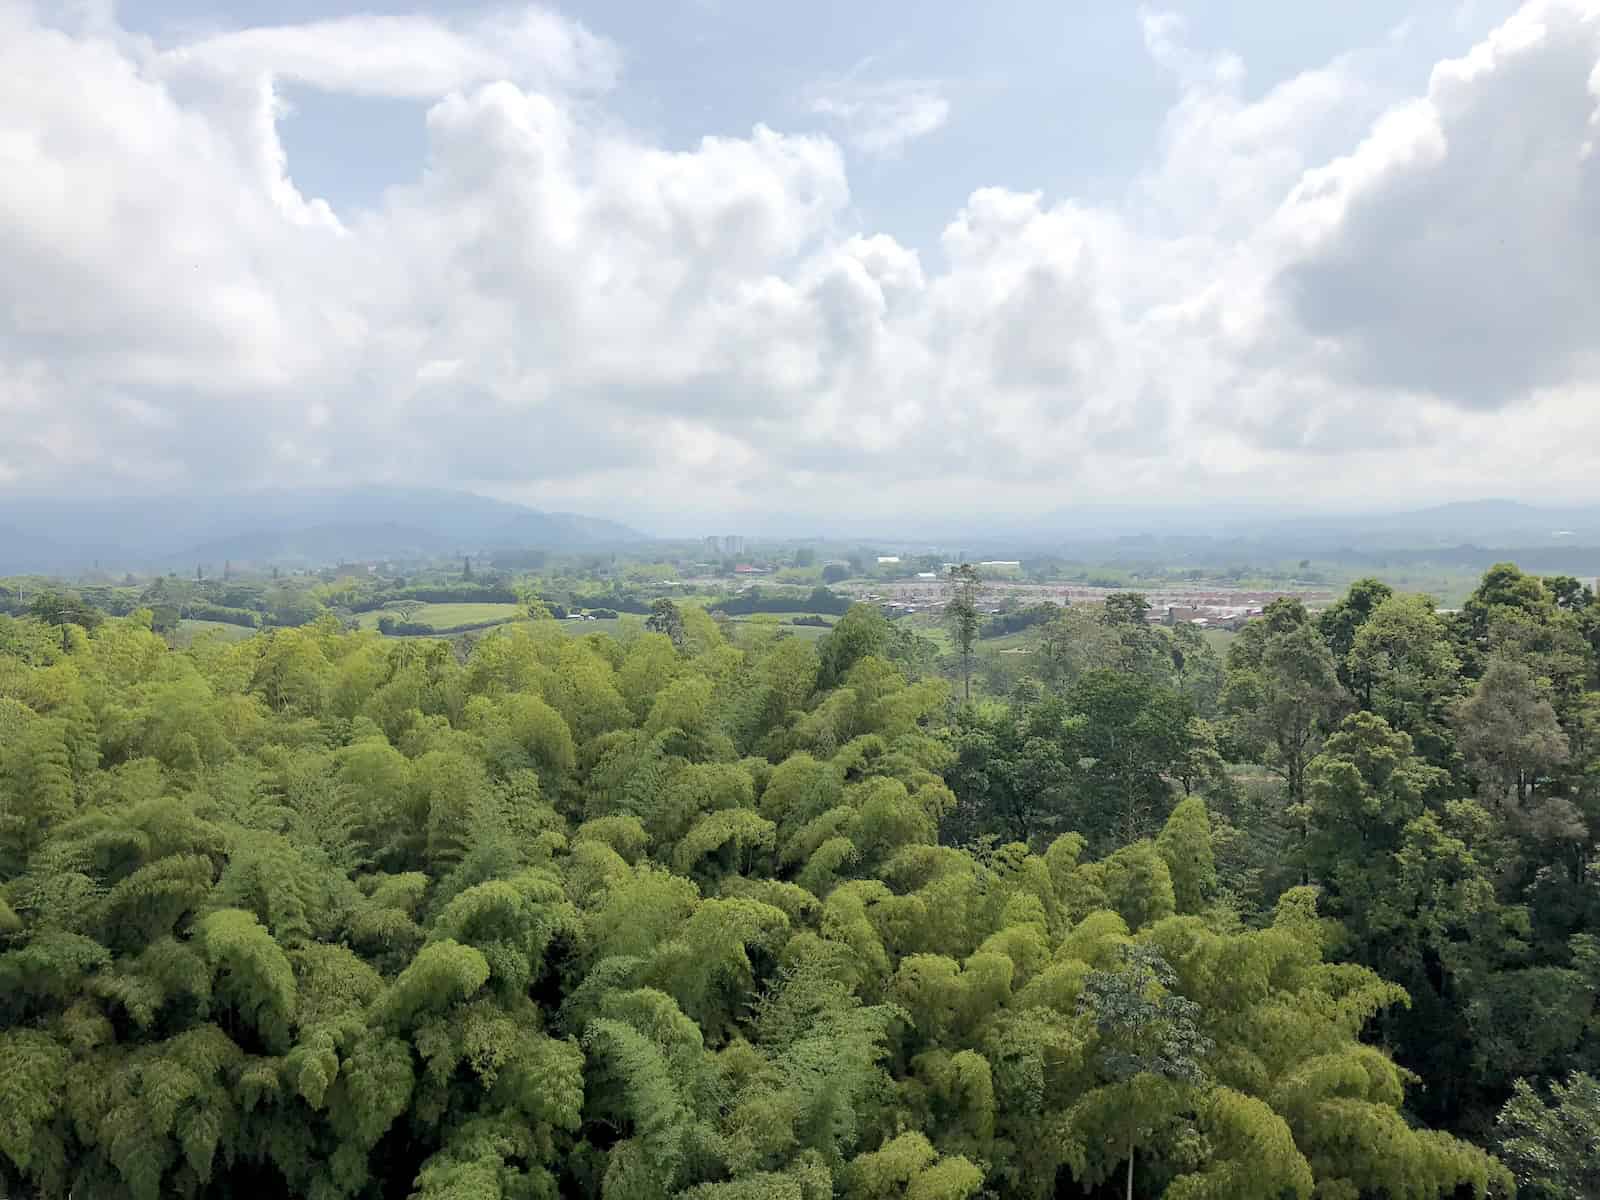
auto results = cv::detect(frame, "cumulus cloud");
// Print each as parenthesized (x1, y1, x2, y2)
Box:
(2, 0, 1600, 524)
(1130, 8, 1399, 238)
(1273, 0, 1600, 408)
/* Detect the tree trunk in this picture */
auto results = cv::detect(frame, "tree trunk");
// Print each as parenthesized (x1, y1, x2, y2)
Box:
(1126, 1136, 1135, 1200)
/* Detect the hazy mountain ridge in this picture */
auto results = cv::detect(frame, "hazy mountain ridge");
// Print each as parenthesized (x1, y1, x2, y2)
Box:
(1250, 500, 1600, 548)
(7, 491, 1600, 574)
(0, 488, 645, 572)
(755, 499, 1600, 549)
(180, 523, 458, 568)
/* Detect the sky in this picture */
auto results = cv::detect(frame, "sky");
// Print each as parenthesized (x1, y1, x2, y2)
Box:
(3, 0, 1599, 533)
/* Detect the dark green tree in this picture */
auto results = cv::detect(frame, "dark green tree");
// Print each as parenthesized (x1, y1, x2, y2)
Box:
(1494, 1072, 1600, 1200)
(646, 598, 687, 650)
(1317, 577, 1394, 687)
(1223, 599, 1346, 812)
(945, 565, 980, 702)
(1065, 670, 1196, 848)
(1073, 944, 1211, 1200)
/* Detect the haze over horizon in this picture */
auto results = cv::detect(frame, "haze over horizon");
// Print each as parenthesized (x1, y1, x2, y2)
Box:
(9, 487, 1600, 550)
(5, 0, 1600, 526)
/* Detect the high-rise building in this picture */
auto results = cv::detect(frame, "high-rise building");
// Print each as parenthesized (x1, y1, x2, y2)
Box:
(724, 535, 745, 555)
(703, 535, 723, 556)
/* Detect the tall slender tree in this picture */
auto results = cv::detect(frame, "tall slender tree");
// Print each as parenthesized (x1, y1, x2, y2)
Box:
(945, 564, 980, 702)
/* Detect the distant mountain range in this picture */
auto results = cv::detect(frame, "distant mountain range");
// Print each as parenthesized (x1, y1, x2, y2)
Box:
(7, 490, 1600, 576)
(728, 499, 1600, 550)
(727, 500, 1600, 576)
(1247, 500, 1600, 550)
(1018, 499, 1600, 548)
(0, 487, 646, 572)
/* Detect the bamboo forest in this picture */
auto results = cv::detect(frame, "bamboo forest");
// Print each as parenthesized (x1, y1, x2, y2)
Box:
(2, 563, 1597, 1198)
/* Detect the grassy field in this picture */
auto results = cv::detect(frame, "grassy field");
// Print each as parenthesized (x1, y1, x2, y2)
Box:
(347, 612, 646, 640)
(981, 629, 1041, 654)
(717, 611, 837, 640)
(357, 602, 524, 631)
(557, 616, 637, 637)
(1308, 564, 1484, 609)
(916, 622, 1043, 655)
(170, 608, 825, 646)
(912, 615, 1238, 663)
(723, 618, 835, 642)
(172, 619, 258, 646)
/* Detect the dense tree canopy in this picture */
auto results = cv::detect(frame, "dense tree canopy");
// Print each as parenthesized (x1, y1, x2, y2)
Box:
(0, 566, 1594, 1197)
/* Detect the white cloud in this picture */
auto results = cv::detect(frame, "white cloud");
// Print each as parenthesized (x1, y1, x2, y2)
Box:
(805, 75, 950, 157)
(1131, 9, 1397, 239)
(3, 0, 1600, 524)
(1270, 0, 1600, 408)
(156, 6, 620, 98)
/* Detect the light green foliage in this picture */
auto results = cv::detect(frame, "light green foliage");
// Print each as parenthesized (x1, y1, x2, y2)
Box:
(1165, 1088, 1312, 1200)
(0, 606, 1525, 1200)
(652, 897, 790, 1035)
(254, 626, 333, 715)
(198, 908, 297, 1050)
(380, 939, 492, 1028)
(817, 604, 893, 691)
(762, 753, 844, 850)
(0, 705, 76, 871)
(574, 814, 651, 863)
(644, 674, 728, 758)
(674, 808, 777, 877)
(1155, 798, 1215, 915)
(646, 761, 755, 849)
(427, 868, 574, 998)
(586, 863, 700, 962)
(1095, 840, 1177, 930)
(680, 1155, 830, 1200)
(1495, 1072, 1600, 1200)
(618, 632, 681, 718)
(843, 1132, 983, 1200)
(475, 692, 576, 786)
(582, 989, 703, 1195)
(548, 647, 633, 742)
(0, 1029, 68, 1172)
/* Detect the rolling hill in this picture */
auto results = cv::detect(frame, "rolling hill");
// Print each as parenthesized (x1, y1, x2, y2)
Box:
(0, 487, 646, 572)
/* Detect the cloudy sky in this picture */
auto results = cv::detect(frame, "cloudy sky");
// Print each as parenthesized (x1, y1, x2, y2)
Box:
(3, 0, 1599, 531)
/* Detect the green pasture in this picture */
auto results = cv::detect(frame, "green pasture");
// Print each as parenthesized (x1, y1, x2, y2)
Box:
(172, 619, 258, 646)
(357, 602, 524, 631)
